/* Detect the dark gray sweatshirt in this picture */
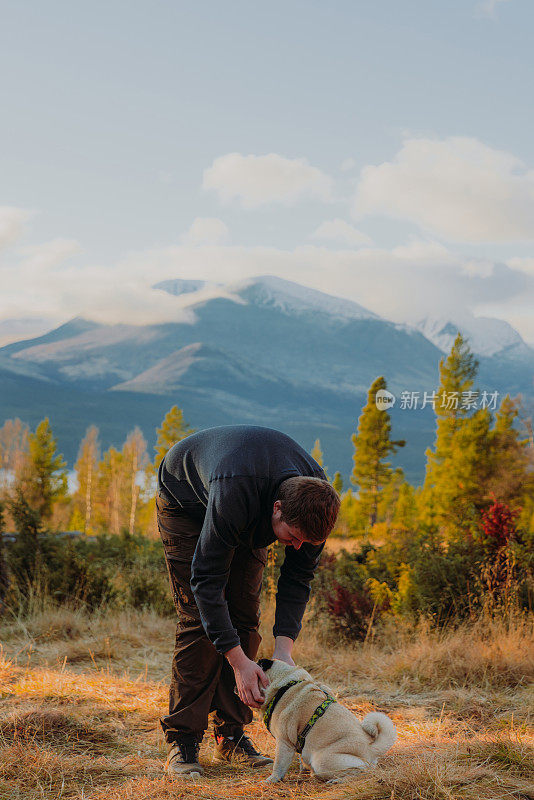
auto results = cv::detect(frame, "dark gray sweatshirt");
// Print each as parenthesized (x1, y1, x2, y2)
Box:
(158, 425, 326, 653)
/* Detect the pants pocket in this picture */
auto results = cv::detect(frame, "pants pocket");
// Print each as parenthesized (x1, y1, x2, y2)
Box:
(165, 548, 201, 620)
(239, 547, 268, 598)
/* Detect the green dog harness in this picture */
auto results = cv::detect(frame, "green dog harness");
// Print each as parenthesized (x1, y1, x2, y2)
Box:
(263, 679, 337, 754)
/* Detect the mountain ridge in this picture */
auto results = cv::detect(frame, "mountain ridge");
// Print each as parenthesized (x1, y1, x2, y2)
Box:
(0, 274, 532, 483)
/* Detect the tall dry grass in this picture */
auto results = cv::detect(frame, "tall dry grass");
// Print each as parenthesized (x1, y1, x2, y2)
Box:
(0, 601, 533, 799)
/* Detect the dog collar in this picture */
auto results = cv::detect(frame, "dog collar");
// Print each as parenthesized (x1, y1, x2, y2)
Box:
(263, 679, 303, 732)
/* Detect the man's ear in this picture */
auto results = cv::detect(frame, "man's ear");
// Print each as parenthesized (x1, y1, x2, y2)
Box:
(257, 658, 274, 672)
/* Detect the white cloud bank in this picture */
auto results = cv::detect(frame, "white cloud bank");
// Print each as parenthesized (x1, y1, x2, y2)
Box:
(475, 0, 511, 18)
(1, 237, 533, 342)
(0, 207, 33, 249)
(312, 219, 373, 247)
(181, 217, 229, 246)
(203, 152, 332, 207)
(354, 136, 534, 242)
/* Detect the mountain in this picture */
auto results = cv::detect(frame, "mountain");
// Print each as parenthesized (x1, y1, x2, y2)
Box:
(415, 315, 529, 358)
(0, 317, 58, 347)
(0, 275, 532, 484)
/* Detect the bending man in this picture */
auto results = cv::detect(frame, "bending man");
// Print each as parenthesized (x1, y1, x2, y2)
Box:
(155, 424, 340, 777)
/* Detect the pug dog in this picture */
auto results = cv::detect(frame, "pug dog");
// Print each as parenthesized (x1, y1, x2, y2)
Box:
(258, 658, 397, 784)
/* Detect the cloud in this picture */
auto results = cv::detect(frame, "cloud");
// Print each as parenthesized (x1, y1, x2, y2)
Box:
(475, 0, 511, 18)
(203, 152, 332, 207)
(340, 158, 357, 172)
(181, 217, 230, 246)
(1, 223, 532, 344)
(92, 240, 532, 341)
(0, 207, 33, 250)
(354, 136, 534, 242)
(312, 219, 373, 247)
(507, 256, 534, 276)
(17, 238, 82, 271)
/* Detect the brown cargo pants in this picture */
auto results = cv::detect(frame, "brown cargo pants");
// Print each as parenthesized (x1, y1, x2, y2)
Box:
(156, 485, 267, 744)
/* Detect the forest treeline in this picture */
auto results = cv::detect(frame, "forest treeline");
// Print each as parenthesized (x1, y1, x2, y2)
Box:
(0, 334, 532, 632)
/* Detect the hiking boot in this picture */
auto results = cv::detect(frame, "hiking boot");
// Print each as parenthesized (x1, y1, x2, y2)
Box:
(213, 732, 273, 767)
(164, 740, 203, 778)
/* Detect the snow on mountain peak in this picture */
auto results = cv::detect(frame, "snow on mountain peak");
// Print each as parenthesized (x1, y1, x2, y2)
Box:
(416, 315, 526, 357)
(228, 275, 378, 321)
(152, 274, 378, 322)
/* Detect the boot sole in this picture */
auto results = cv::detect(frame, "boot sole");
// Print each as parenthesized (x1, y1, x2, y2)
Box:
(165, 768, 203, 779)
(212, 755, 273, 768)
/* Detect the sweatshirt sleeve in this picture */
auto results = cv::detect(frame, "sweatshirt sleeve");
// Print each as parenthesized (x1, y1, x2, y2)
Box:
(190, 476, 260, 653)
(273, 541, 324, 641)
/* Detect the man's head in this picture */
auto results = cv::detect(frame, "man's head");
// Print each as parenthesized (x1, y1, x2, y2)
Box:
(271, 477, 340, 549)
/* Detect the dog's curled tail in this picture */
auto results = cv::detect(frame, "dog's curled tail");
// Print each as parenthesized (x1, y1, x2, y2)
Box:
(361, 712, 397, 757)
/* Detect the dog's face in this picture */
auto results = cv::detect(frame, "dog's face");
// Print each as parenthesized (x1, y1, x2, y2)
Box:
(257, 658, 313, 709)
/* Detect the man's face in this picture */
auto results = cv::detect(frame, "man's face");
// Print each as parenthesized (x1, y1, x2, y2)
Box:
(271, 500, 309, 550)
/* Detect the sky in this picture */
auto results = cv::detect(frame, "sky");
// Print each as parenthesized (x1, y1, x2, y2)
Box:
(1, 0, 533, 342)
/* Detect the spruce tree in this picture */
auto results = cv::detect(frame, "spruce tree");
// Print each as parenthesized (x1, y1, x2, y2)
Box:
(20, 418, 68, 521)
(392, 481, 417, 531)
(311, 439, 324, 466)
(351, 376, 405, 529)
(487, 395, 530, 507)
(332, 472, 343, 493)
(311, 438, 331, 481)
(7, 489, 45, 586)
(422, 334, 491, 538)
(153, 406, 194, 469)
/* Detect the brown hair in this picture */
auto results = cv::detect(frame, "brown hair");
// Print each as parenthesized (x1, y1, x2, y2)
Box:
(276, 477, 340, 544)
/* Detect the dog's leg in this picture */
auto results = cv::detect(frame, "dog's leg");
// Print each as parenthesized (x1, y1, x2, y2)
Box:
(311, 753, 368, 782)
(299, 755, 311, 775)
(263, 740, 295, 784)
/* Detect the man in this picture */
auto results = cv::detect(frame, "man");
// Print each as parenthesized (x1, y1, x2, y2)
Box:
(156, 424, 340, 777)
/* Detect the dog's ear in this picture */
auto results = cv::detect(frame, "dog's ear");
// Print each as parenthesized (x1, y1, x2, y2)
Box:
(257, 658, 274, 672)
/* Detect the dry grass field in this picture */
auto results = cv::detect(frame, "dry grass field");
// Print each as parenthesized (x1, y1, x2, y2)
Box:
(1, 602, 533, 800)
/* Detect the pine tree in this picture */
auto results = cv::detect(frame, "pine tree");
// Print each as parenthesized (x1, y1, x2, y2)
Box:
(19, 418, 68, 521)
(311, 439, 323, 465)
(7, 489, 45, 585)
(351, 376, 405, 529)
(153, 406, 195, 471)
(377, 467, 405, 525)
(487, 395, 530, 506)
(74, 425, 100, 533)
(422, 334, 491, 538)
(332, 472, 343, 493)
(392, 482, 417, 531)
(311, 438, 331, 481)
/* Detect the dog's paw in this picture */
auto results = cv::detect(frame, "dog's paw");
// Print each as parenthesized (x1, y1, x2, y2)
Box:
(263, 774, 281, 784)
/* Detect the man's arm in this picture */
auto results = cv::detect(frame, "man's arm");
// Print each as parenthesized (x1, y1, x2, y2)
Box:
(190, 476, 270, 706)
(273, 541, 325, 644)
(190, 477, 261, 652)
(273, 635, 295, 665)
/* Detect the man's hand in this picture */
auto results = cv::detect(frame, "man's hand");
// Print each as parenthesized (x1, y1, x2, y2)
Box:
(273, 635, 296, 666)
(225, 645, 269, 708)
